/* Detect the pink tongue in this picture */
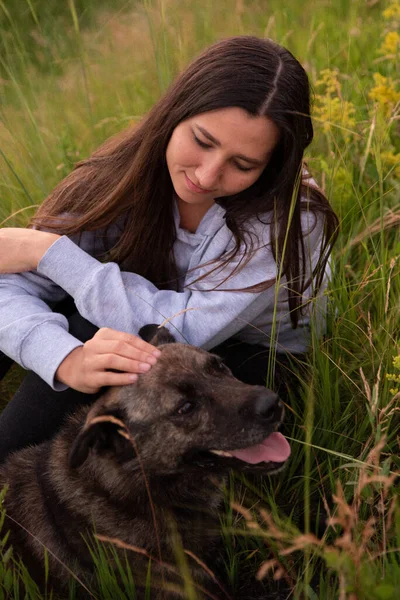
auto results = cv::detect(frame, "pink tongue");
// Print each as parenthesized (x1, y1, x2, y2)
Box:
(229, 432, 291, 464)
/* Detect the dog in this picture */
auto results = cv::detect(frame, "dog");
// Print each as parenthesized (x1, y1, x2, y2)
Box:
(0, 325, 290, 598)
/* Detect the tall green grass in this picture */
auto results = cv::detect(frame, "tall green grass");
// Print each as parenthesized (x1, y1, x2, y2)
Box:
(1, 0, 399, 598)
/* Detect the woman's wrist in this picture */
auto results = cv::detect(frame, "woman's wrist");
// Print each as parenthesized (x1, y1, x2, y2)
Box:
(55, 346, 82, 388)
(0, 228, 62, 274)
(35, 232, 61, 269)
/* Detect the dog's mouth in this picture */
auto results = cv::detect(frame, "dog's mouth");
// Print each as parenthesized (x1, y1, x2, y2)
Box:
(211, 431, 290, 464)
(184, 431, 290, 472)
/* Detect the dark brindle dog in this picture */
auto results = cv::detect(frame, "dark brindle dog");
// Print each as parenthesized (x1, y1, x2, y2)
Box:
(0, 325, 290, 598)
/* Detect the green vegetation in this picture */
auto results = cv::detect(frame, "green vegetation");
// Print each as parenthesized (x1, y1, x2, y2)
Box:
(1, 0, 399, 598)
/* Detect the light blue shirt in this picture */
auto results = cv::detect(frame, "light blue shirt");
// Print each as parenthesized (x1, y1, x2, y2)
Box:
(0, 200, 327, 390)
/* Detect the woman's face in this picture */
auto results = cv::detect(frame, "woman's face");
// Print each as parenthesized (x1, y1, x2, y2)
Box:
(166, 107, 280, 210)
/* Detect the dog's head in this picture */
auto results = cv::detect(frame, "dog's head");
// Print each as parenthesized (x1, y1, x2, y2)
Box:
(69, 325, 290, 476)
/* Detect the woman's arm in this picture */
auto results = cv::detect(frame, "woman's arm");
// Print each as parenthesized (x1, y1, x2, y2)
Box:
(34, 209, 327, 352)
(0, 229, 60, 273)
(0, 210, 326, 390)
(0, 227, 160, 392)
(35, 231, 280, 351)
(0, 226, 274, 391)
(0, 270, 81, 390)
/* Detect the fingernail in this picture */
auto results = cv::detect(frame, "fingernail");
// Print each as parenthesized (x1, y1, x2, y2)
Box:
(129, 374, 138, 382)
(152, 350, 162, 358)
(146, 356, 157, 365)
(140, 363, 151, 372)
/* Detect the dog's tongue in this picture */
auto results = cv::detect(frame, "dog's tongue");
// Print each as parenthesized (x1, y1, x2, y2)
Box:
(229, 432, 291, 464)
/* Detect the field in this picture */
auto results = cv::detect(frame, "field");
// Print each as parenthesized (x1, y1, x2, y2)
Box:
(0, 0, 399, 598)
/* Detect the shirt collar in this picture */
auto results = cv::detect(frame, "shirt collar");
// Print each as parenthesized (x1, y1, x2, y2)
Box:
(173, 197, 227, 244)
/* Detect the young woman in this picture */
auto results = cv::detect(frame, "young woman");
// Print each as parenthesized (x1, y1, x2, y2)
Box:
(0, 36, 338, 460)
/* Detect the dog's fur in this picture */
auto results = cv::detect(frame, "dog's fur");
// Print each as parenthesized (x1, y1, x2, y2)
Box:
(0, 326, 287, 598)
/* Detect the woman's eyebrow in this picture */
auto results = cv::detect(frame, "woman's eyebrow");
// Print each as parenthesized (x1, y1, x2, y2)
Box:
(195, 125, 265, 165)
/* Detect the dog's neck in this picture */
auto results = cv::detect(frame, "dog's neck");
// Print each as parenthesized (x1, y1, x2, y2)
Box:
(77, 459, 223, 512)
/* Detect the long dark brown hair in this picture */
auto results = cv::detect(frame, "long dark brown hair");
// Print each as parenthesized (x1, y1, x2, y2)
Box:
(31, 36, 338, 328)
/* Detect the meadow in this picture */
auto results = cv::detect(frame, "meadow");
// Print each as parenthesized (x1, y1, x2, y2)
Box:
(0, 0, 399, 598)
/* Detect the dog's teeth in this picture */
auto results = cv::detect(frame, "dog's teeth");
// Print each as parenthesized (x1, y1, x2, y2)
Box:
(210, 450, 233, 458)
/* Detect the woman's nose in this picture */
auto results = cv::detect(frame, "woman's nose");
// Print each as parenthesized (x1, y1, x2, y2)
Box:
(195, 159, 223, 189)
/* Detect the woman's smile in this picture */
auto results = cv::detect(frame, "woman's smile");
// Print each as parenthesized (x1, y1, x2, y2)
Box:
(184, 173, 215, 194)
(166, 107, 280, 210)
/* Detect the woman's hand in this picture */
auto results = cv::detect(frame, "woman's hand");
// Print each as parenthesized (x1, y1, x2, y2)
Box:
(55, 327, 162, 393)
(0, 228, 60, 273)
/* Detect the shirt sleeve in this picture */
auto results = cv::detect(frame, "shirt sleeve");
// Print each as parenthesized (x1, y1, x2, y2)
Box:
(37, 234, 280, 351)
(0, 271, 83, 390)
(0, 209, 326, 390)
(0, 224, 128, 390)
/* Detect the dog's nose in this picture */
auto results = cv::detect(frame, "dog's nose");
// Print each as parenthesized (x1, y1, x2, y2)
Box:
(254, 391, 280, 420)
(241, 389, 281, 422)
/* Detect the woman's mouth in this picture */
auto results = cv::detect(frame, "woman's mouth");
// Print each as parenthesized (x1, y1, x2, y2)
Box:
(184, 173, 214, 194)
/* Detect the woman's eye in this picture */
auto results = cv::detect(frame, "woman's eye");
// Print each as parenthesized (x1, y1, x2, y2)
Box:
(193, 134, 211, 149)
(234, 162, 254, 172)
(175, 401, 195, 416)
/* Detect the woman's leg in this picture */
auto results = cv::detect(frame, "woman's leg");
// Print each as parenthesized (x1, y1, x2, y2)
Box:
(0, 353, 14, 381)
(0, 308, 100, 463)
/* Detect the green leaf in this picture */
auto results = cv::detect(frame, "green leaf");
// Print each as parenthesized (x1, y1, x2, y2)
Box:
(145, 559, 152, 600)
(2, 545, 13, 565)
(304, 584, 320, 599)
(4, 567, 13, 592)
(374, 584, 396, 600)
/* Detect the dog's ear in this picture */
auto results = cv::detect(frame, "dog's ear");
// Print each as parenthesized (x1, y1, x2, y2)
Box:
(139, 324, 176, 346)
(69, 411, 136, 469)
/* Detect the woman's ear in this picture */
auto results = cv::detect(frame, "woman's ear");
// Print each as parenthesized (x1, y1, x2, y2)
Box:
(139, 324, 176, 346)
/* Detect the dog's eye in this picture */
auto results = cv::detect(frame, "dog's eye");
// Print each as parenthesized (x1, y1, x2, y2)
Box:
(175, 401, 195, 416)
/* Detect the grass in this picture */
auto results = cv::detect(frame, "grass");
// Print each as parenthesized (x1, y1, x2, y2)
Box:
(0, 0, 400, 598)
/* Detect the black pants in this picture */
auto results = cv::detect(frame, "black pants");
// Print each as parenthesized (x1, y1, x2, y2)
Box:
(0, 303, 306, 463)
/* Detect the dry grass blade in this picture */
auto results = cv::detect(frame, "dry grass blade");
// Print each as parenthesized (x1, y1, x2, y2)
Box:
(0, 205, 40, 226)
(95, 533, 179, 571)
(87, 414, 127, 430)
(233, 437, 399, 595)
(159, 307, 199, 329)
(385, 256, 398, 314)
(340, 205, 400, 255)
(94, 534, 228, 600)
(184, 549, 232, 599)
(3, 512, 96, 597)
(85, 414, 165, 587)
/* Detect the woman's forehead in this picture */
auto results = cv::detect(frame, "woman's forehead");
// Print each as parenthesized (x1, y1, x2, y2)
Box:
(185, 107, 280, 160)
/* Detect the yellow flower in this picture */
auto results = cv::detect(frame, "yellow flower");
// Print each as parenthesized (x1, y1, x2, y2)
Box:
(387, 354, 400, 396)
(383, 2, 400, 20)
(368, 73, 400, 116)
(379, 31, 400, 55)
(380, 150, 400, 178)
(314, 69, 356, 141)
(315, 68, 340, 95)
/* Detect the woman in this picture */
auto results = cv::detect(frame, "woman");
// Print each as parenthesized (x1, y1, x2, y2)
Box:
(0, 36, 338, 460)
